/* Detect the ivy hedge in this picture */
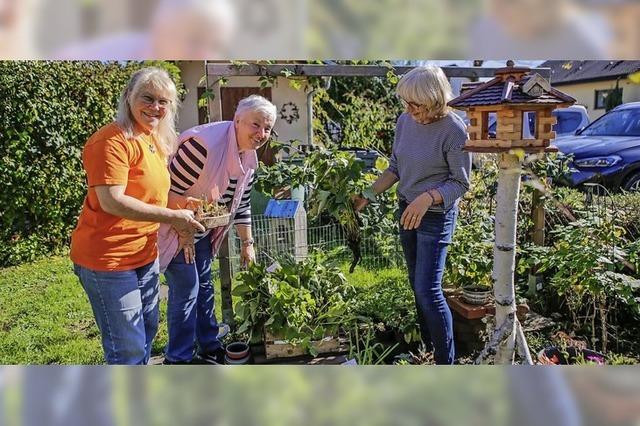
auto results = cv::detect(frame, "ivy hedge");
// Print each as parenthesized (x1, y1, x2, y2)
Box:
(0, 61, 181, 267)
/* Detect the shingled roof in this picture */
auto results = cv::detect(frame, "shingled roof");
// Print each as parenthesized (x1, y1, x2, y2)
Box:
(540, 60, 640, 85)
(448, 67, 575, 108)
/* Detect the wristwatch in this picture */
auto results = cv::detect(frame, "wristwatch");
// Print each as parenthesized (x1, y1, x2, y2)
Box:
(241, 238, 254, 247)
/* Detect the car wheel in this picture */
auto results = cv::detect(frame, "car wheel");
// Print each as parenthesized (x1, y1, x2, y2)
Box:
(623, 172, 640, 192)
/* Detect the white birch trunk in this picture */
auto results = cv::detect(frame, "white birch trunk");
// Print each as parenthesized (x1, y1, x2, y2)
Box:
(492, 153, 522, 363)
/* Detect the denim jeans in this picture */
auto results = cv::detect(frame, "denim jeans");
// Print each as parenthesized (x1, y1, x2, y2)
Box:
(399, 201, 458, 364)
(73, 259, 160, 365)
(164, 237, 223, 362)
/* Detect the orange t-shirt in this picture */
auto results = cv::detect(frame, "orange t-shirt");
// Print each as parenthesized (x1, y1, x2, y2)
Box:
(70, 122, 170, 271)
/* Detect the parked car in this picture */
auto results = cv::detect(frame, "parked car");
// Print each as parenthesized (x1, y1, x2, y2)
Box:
(554, 102, 640, 191)
(488, 105, 590, 139)
(551, 105, 590, 139)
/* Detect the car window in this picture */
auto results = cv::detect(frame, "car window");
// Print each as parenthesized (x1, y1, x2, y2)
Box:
(580, 109, 640, 137)
(552, 111, 583, 134)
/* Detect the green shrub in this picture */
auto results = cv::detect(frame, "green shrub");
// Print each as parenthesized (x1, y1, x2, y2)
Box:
(350, 270, 420, 344)
(233, 252, 355, 354)
(0, 61, 181, 266)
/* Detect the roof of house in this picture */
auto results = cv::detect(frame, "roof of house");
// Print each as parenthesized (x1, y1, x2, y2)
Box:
(448, 67, 575, 108)
(539, 60, 640, 85)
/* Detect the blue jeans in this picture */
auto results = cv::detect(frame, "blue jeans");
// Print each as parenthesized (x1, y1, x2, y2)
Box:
(164, 237, 222, 362)
(399, 202, 458, 364)
(73, 259, 160, 365)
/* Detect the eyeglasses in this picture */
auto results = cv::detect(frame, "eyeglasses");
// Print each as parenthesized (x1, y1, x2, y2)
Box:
(400, 99, 421, 109)
(139, 94, 170, 108)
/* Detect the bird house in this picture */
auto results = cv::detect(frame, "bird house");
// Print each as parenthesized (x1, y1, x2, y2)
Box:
(262, 199, 308, 262)
(448, 66, 576, 153)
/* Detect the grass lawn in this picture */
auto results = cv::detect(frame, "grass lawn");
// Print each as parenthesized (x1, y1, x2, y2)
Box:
(0, 254, 405, 364)
(0, 256, 227, 364)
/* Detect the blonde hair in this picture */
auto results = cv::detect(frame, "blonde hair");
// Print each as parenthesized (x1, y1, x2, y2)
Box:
(396, 66, 453, 122)
(234, 95, 277, 122)
(116, 67, 179, 158)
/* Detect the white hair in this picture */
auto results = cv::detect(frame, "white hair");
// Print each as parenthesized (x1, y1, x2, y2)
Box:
(116, 67, 179, 158)
(396, 65, 453, 120)
(234, 95, 277, 122)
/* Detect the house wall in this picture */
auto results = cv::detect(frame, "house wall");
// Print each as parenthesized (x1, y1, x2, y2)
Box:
(208, 76, 311, 145)
(555, 78, 640, 121)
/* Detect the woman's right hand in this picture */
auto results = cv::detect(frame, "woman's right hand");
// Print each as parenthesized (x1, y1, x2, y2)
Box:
(171, 209, 205, 234)
(352, 194, 369, 212)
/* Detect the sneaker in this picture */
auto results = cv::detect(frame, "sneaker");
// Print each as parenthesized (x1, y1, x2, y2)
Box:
(194, 347, 226, 365)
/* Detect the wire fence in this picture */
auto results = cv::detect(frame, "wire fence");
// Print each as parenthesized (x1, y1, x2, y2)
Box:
(217, 185, 640, 278)
(226, 215, 405, 274)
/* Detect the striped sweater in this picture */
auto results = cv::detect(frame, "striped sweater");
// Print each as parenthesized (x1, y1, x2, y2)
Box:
(169, 137, 253, 237)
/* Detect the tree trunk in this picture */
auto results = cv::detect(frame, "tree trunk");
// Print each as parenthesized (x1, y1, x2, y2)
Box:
(477, 152, 532, 364)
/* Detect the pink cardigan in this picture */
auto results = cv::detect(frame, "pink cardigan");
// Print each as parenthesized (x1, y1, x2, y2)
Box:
(158, 121, 258, 272)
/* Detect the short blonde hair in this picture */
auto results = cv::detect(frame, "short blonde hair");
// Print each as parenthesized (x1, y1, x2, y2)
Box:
(116, 67, 180, 158)
(396, 66, 453, 121)
(234, 94, 277, 122)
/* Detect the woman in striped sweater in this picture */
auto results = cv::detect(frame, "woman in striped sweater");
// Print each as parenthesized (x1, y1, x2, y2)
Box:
(354, 66, 472, 364)
(158, 95, 277, 364)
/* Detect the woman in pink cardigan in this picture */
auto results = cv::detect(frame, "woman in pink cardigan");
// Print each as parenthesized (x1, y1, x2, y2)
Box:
(159, 95, 277, 364)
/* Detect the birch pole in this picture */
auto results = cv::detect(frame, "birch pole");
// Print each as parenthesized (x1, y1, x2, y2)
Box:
(476, 152, 533, 364)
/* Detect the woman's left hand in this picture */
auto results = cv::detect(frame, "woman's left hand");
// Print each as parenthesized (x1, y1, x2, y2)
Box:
(400, 192, 434, 230)
(240, 244, 256, 269)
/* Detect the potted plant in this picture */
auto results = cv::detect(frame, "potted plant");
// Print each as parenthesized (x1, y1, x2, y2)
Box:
(232, 252, 356, 358)
(461, 283, 493, 305)
(195, 198, 230, 229)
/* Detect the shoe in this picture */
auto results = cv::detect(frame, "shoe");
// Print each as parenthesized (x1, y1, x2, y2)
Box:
(194, 347, 226, 365)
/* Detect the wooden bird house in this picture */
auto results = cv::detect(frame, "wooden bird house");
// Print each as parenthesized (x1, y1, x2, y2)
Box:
(448, 66, 576, 153)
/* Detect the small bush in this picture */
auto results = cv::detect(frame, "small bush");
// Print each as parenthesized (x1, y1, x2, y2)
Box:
(0, 61, 181, 266)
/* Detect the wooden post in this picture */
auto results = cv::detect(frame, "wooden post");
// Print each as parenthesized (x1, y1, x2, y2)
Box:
(218, 235, 235, 329)
(528, 188, 545, 296)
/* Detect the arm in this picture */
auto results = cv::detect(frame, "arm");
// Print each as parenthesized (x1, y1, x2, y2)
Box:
(94, 185, 204, 234)
(234, 178, 255, 268)
(354, 169, 399, 212)
(432, 128, 472, 210)
(235, 223, 255, 268)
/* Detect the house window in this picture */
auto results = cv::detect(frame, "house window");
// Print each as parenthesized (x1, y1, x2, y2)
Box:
(594, 89, 622, 110)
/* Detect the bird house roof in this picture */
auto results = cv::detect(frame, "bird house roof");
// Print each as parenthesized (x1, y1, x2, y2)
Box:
(264, 199, 302, 218)
(448, 67, 575, 109)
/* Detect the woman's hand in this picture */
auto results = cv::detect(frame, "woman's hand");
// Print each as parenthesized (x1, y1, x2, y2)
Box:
(171, 209, 205, 235)
(400, 192, 434, 230)
(185, 196, 203, 211)
(352, 194, 369, 212)
(178, 230, 196, 264)
(240, 243, 256, 269)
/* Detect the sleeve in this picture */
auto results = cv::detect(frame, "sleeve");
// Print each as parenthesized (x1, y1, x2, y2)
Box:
(436, 121, 472, 210)
(83, 138, 130, 187)
(169, 138, 207, 195)
(233, 175, 254, 226)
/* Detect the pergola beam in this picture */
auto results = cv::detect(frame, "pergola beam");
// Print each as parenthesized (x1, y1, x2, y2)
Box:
(206, 63, 551, 80)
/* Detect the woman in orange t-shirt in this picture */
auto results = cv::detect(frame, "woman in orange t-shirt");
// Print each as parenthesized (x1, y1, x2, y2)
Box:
(70, 67, 204, 365)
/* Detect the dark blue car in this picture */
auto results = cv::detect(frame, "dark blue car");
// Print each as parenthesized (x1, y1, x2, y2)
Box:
(554, 102, 640, 192)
